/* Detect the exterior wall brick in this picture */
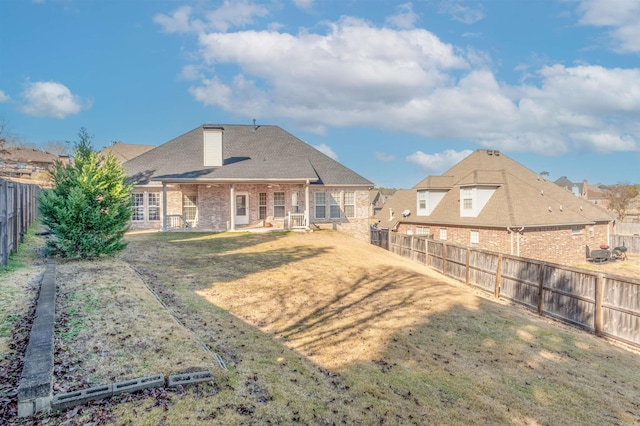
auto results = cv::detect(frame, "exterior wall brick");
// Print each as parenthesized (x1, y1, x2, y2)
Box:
(396, 220, 613, 266)
(129, 184, 371, 241)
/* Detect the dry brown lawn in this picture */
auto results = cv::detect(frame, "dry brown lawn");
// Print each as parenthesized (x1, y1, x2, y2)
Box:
(5, 229, 640, 425)
(574, 252, 640, 279)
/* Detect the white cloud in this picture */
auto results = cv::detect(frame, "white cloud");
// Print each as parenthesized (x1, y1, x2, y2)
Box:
(406, 149, 473, 174)
(19, 81, 89, 119)
(154, 1, 268, 34)
(154, 6, 197, 33)
(375, 152, 396, 162)
(576, 0, 640, 53)
(386, 3, 419, 29)
(0, 90, 10, 103)
(161, 9, 640, 157)
(293, 0, 314, 11)
(439, 0, 485, 24)
(313, 143, 338, 160)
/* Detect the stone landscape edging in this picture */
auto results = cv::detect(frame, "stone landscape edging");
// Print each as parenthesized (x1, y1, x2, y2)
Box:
(16, 257, 216, 418)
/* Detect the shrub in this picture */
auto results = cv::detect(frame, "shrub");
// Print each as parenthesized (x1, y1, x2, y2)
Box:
(39, 128, 133, 259)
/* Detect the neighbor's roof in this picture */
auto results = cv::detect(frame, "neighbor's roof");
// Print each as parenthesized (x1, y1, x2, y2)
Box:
(100, 142, 155, 163)
(0, 148, 59, 164)
(376, 149, 615, 229)
(123, 124, 373, 187)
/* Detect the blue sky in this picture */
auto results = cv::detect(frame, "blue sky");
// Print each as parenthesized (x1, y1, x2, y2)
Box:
(1, 0, 639, 189)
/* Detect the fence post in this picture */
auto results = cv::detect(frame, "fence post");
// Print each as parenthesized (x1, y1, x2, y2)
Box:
(465, 247, 470, 285)
(442, 243, 447, 276)
(494, 254, 503, 299)
(595, 274, 604, 337)
(12, 182, 18, 253)
(1, 180, 8, 267)
(537, 263, 545, 315)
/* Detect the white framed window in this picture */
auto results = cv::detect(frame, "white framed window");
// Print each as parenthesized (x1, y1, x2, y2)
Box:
(183, 194, 197, 224)
(132, 192, 161, 222)
(344, 191, 355, 218)
(259, 192, 267, 220)
(571, 227, 582, 235)
(589, 226, 594, 237)
(470, 230, 479, 246)
(273, 192, 285, 218)
(315, 192, 326, 219)
(132, 193, 145, 221)
(416, 226, 429, 236)
(417, 191, 427, 215)
(148, 193, 160, 221)
(462, 188, 473, 210)
(329, 191, 341, 219)
(439, 228, 447, 241)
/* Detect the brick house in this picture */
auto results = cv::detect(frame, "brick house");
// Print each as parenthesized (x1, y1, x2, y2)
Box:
(123, 124, 373, 240)
(0, 148, 70, 180)
(375, 149, 616, 265)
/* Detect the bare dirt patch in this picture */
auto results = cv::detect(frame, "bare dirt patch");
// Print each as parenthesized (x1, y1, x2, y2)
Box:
(52, 257, 220, 393)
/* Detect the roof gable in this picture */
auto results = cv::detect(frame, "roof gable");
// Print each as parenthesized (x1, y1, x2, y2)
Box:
(376, 149, 614, 228)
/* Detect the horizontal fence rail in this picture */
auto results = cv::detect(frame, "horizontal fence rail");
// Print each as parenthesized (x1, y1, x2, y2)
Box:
(0, 179, 41, 267)
(371, 230, 640, 349)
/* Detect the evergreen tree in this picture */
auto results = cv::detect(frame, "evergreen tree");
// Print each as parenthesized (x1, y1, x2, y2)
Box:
(39, 128, 133, 259)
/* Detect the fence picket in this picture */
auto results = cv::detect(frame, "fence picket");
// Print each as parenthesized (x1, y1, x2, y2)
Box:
(0, 179, 40, 267)
(370, 230, 640, 349)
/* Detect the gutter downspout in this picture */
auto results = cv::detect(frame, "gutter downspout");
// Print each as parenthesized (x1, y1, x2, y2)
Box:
(507, 227, 525, 256)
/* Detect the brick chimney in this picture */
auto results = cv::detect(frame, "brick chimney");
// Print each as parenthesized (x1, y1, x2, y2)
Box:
(203, 126, 223, 167)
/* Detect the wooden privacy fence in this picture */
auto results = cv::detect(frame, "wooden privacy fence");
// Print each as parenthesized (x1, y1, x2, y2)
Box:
(0, 179, 41, 267)
(371, 230, 640, 349)
(611, 234, 640, 253)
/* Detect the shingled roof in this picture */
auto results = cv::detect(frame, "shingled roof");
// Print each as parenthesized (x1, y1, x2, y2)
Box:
(0, 148, 59, 164)
(100, 142, 155, 163)
(123, 124, 372, 187)
(378, 149, 614, 229)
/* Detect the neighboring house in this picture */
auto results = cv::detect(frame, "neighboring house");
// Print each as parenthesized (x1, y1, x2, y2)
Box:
(99, 142, 155, 163)
(582, 180, 611, 208)
(123, 124, 374, 240)
(375, 149, 616, 265)
(0, 148, 69, 180)
(553, 176, 583, 197)
(369, 188, 395, 217)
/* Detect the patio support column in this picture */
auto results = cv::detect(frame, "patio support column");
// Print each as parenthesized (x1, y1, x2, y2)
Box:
(305, 180, 310, 230)
(162, 182, 167, 232)
(230, 183, 236, 231)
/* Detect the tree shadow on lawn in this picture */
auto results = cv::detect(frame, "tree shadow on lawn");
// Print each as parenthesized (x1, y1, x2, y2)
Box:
(122, 231, 327, 286)
(192, 256, 640, 423)
(117, 231, 640, 425)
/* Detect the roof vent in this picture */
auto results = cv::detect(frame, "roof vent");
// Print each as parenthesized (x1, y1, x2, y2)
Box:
(494, 150, 500, 156)
(402, 209, 411, 217)
(487, 150, 493, 155)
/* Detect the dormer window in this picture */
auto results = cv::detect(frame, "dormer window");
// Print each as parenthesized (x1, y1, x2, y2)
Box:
(460, 186, 497, 217)
(462, 188, 473, 210)
(416, 189, 447, 216)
